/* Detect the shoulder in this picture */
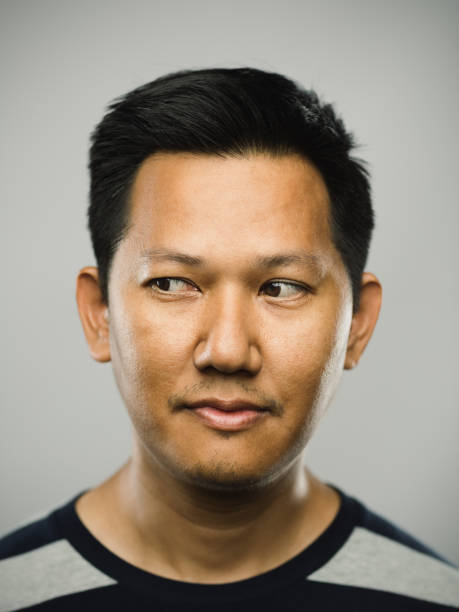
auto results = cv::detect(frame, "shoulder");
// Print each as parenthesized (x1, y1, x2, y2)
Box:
(0, 512, 61, 560)
(356, 500, 452, 565)
(0, 496, 115, 612)
(310, 489, 459, 609)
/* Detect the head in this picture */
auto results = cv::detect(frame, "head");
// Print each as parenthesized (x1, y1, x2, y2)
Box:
(88, 68, 374, 313)
(77, 68, 382, 492)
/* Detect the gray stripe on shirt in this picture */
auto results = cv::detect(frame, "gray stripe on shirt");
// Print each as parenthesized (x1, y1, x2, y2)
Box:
(308, 527, 459, 607)
(0, 539, 116, 612)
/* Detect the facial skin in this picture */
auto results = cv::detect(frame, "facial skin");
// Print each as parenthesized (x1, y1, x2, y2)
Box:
(77, 153, 381, 494)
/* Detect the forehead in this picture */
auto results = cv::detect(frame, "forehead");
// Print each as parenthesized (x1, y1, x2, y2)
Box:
(118, 152, 343, 275)
(129, 153, 330, 243)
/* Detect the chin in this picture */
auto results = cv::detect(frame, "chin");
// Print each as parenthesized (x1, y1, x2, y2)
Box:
(166, 456, 290, 493)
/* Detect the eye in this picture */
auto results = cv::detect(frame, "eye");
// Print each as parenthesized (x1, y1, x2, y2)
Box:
(261, 281, 310, 299)
(149, 277, 198, 293)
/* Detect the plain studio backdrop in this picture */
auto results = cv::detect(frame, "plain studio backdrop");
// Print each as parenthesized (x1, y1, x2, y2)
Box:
(1, 0, 458, 564)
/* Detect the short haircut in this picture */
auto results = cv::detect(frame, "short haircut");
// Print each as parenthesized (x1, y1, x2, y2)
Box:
(88, 67, 374, 312)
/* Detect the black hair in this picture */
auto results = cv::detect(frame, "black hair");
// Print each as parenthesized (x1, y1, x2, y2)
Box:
(88, 67, 374, 311)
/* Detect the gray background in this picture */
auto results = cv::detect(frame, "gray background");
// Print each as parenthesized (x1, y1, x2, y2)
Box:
(1, 0, 458, 564)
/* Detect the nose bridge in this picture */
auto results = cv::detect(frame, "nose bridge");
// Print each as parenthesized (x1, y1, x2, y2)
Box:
(211, 284, 249, 342)
(194, 283, 260, 374)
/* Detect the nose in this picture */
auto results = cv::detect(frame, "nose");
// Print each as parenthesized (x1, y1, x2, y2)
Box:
(193, 287, 262, 375)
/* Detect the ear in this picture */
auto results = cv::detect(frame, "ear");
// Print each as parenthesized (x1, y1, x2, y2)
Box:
(344, 272, 382, 370)
(76, 266, 111, 363)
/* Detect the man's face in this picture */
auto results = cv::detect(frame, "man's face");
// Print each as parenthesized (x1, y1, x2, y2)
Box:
(106, 153, 353, 489)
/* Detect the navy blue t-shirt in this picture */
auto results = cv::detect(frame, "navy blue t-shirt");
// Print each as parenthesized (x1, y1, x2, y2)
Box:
(1, 486, 458, 611)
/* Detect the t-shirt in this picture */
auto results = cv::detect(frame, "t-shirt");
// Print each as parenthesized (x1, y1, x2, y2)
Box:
(1, 485, 458, 611)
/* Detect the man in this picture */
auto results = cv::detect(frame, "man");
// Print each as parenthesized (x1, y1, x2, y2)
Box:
(1, 67, 458, 611)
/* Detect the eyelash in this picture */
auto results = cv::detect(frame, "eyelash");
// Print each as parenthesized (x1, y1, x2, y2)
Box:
(148, 277, 311, 299)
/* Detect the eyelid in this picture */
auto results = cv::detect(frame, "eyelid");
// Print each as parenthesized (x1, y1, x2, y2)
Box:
(147, 277, 313, 296)
(263, 279, 311, 289)
(261, 280, 313, 298)
(149, 277, 199, 293)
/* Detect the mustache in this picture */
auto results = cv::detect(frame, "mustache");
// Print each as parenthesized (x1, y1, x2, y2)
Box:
(168, 382, 284, 417)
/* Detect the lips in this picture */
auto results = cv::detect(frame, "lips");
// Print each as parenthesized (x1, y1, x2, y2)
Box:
(184, 398, 269, 432)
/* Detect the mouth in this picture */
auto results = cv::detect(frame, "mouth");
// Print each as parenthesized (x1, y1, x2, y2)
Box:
(183, 398, 270, 432)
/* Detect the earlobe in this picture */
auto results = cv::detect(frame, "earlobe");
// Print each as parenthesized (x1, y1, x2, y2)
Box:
(76, 267, 111, 363)
(344, 272, 382, 370)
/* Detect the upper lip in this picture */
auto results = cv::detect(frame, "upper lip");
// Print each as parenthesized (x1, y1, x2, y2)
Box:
(184, 398, 268, 412)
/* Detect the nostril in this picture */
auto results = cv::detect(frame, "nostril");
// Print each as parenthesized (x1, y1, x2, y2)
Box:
(193, 336, 262, 376)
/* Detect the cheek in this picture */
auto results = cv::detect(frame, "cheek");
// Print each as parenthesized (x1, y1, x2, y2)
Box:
(268, 312, 333, 370)
(266, 307, 348, 409)
(109, 302, 196, 405)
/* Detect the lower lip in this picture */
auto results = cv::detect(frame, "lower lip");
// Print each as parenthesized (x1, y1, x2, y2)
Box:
(188, 407, 267, 431)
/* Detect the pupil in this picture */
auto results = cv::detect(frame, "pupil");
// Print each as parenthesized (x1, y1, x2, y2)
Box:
(158, 279, 170, 291)
(266, 283, 281, 297)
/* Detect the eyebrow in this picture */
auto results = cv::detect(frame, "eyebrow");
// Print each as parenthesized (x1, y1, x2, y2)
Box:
(140, 248, 325, 273)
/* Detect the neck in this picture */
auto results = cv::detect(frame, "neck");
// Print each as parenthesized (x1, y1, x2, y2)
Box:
(77, 446, 340, 583)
